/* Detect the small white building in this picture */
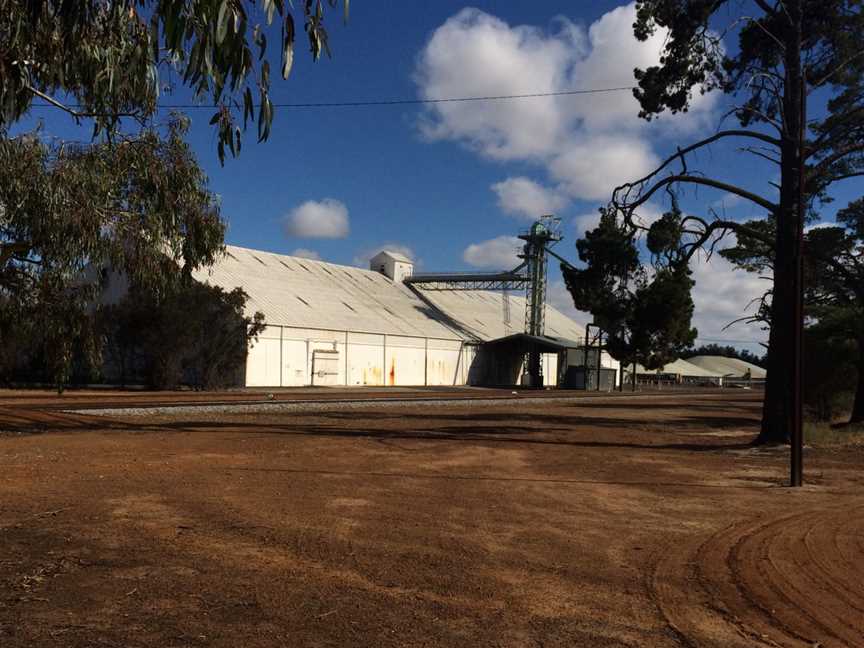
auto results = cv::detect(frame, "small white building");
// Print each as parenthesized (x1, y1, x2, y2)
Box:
(190, 246, 619, 388)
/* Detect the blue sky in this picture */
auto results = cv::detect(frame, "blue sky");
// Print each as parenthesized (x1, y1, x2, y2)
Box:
(21, 1, 861, 352)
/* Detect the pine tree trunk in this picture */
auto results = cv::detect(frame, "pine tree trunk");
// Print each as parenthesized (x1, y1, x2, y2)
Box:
(754, 0, 803, 445)
(757, 262, 795, 444)
(851, 335, 864, 424)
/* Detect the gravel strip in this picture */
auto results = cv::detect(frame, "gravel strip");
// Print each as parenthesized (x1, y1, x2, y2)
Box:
(67, 392, 720, 418)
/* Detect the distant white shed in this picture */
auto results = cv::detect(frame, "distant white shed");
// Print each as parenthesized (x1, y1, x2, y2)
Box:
(686, 355, 766, 379)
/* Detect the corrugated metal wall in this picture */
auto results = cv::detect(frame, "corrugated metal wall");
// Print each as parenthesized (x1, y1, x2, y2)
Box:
(246, 325, 469, 387)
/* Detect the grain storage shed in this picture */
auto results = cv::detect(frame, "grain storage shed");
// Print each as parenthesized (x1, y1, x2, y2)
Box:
(192, 246, 613, 388)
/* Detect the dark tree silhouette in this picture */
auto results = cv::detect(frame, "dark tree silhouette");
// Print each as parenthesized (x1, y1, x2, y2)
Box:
(600, 0, 864, 443)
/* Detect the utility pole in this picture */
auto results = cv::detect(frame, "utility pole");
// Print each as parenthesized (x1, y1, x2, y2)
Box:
(790, 67, 806, 487)
(787, 0, 805, 486)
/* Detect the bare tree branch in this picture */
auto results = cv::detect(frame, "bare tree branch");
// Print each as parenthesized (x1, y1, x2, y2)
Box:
(753, 0, 778, 16)
(741, 145, 782, 165)
(613, 130, 782, 206)
(616, 173, 778, 214)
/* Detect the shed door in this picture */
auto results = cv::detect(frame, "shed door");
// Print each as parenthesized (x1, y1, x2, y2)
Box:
(311, 350, 340, 386)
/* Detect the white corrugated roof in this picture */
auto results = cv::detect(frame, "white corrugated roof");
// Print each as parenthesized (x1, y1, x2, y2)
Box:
(413, 288, 586, 342)
(193, 246, 586, 343)
(686, 355, 767, 378)
(193, 246, 458, 339)
(632, 358, 724, 378)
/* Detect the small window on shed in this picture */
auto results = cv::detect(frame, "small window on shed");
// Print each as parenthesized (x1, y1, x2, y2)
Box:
(296, 296, 310, 307)
(225, 251, 238, 261)
(342, 301, 356, 312)
(321, 266, 334, 276)
(279, 260, 293, 271)
(251, 254, 266, 266)
(297, 262, 313, 273)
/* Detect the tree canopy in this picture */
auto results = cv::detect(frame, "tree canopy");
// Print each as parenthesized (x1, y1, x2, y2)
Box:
(682, 344, 766, 368)
(0, 116, 226, 387)
(1, 0, 348, 162)
(101, 281, 266, 389)
(562, 207, 697, 372)
(1, 1, 348, 386)
(723, 198, 864, 423)
(583, 0, 864, 444)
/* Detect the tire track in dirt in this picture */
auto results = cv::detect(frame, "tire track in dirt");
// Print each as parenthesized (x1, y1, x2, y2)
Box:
(651, 505, 864, 647)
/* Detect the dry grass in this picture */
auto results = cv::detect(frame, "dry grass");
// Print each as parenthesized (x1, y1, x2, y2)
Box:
(804, 420, 864, 447)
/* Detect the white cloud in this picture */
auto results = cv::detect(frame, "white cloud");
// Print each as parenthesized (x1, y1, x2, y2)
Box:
(353, 242, 417, 268)
(572, 211, 601, 237)
(415, 9, 582, 160)
(710, 192, 745, 211)
(463, 235, 523, 269)
(290, 248, 321, 260)
(547, 279, 591, 326)
(491, 177, 568, 219)
(414, 4, 717, 202)
(283, 199, 349, 239)
(689, 249, 770, 351)
(548, 135, 659, 201)
(805, 221, 841, 232)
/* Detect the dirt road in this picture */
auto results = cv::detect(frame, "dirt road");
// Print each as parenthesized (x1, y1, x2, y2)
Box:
(1, 390, 862, 647)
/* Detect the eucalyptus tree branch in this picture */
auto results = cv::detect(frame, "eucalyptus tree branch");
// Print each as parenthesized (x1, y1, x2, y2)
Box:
(25, 85, 145, 121)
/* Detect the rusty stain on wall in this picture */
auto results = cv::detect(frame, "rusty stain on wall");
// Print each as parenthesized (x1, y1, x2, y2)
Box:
(360, 366, 383, 386)
(389, 359, 396, 386)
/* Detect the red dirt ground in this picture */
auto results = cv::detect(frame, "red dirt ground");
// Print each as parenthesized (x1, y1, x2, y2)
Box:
(1, 389, 863, 647)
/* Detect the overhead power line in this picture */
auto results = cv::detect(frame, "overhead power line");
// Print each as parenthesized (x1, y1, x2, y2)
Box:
(29, 86, 637, 111)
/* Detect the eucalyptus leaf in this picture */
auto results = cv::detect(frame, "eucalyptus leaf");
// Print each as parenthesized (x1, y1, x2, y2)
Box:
(216, 0, 230, 44)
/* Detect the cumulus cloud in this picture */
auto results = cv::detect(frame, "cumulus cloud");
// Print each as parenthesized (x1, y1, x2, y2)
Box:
(353, 242, 417, 268)
(491, 177, 568, 219)
(547, 279, 591, 325)
(689, 250, 770, 352)
(283, 199, 349, 239)
(463, 235, 523, 269)
(290, 248, 321, 260)
(414, 4, 716, 202)
(548, 135, 659, 201)
(710, 192, 746, 211)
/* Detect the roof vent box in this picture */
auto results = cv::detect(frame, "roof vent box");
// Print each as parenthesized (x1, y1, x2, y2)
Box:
(370, 250, 414, 283)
